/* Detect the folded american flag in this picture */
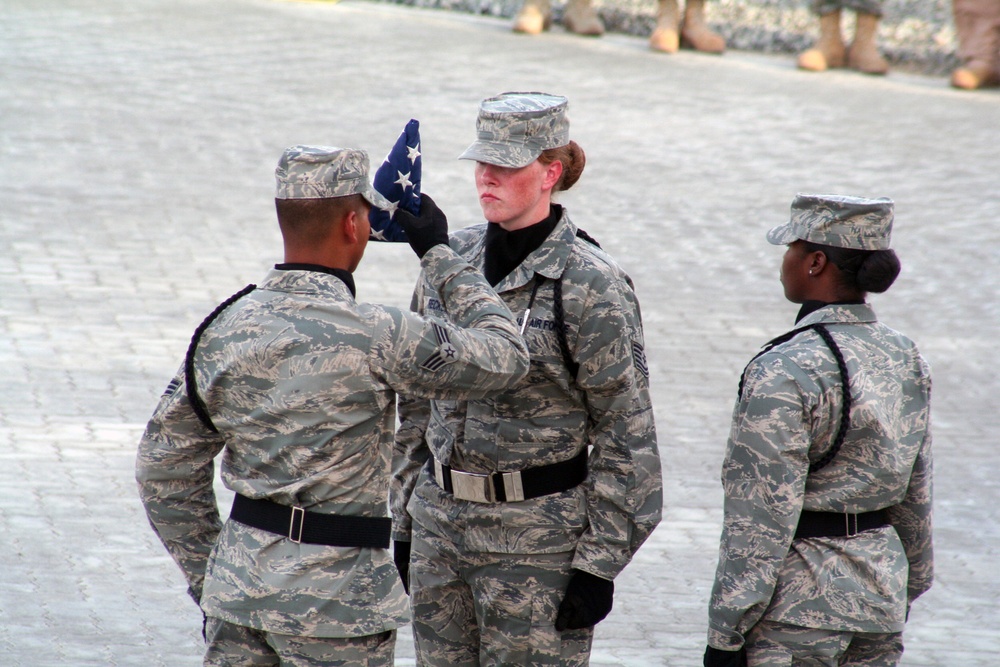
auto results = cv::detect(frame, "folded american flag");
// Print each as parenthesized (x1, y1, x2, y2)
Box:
(369, 119, 421, 242)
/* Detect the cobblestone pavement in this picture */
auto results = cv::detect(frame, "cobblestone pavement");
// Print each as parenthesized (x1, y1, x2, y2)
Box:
(1, 0, 997, 665)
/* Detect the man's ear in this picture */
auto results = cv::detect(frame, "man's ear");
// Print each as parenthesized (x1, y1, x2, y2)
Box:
(342, 209, 359, 245)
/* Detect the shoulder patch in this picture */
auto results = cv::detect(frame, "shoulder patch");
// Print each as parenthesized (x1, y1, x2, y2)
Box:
(632, 340, 649, 378)
(163, 377, 182, 398)
(421, 322, 458, 371)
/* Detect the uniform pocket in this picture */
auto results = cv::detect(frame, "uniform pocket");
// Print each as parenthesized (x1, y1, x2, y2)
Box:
(465, 486, 588, 555)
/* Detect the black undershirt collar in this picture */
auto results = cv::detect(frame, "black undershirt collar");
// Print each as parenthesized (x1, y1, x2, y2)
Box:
(275, 263, 356, 298)
(483, 204, 562, 287)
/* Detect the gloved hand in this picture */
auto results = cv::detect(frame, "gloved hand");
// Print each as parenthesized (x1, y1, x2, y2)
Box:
(393, 540, 412, 595)
(394, 193, 448, 259)
(703, 645, 748, 667)
(554, 569, 614, 631)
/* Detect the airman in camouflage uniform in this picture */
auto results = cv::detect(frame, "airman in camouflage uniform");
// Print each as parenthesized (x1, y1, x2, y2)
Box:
(391, 93, 663, 666)
(136, 145, 530, 666)
(705, 194, 933, 667)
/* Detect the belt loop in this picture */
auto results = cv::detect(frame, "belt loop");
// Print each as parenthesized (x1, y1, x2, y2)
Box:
(289, 506, 305, 543)
(502, 471, 525, 502)
(434, 460, 446, 490)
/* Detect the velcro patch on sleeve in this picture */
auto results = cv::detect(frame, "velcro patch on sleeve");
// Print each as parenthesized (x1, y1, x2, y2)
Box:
(421, 323, 458, 371)
(632, 340, 649, 378)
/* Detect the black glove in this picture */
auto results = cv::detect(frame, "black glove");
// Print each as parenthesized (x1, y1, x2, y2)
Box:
(703, 645, 748, 667)
(395, 193, 448, 259)
(554, 570, 614, 631)
(393, 540, 412, 595)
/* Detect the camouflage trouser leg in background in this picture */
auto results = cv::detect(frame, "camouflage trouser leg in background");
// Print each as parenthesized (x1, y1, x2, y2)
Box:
(746, 619, 904, 667)
(813, 0, 884, 17)
(204, 617, 396, 667)
(409, 522, 594, 667)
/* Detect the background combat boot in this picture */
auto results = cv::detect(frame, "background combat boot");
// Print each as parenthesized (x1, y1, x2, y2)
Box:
(951, 1, 1000, 90)
(798, 10, 846, 71)
(951, 60, 1000, 89)
(848, 12, 889, 74)
(563, 0, 604, 35)
(650, 0, 681, 52)
(680, 0, 725, 53)
(513, 0, 552, 34)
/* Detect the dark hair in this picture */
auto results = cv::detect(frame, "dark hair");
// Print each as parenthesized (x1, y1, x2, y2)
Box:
(538, 140, 585, 192)
(803, 241, 901, 294)
(275, 194, 366, 243)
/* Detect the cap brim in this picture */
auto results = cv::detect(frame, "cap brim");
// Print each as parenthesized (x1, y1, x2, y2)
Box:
(362, 186, 392, 211)
(458, 140, 538, 168)
(766, 222, 798, 245)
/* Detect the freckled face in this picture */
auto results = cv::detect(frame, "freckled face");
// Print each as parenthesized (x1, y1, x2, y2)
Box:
(474, 160, 552, 231)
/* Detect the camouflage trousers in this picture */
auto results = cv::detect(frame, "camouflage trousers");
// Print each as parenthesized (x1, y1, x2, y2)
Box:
(813, 0, 883, 17)
(746, 619, 904, 667)
(409, 522, 594, 666)
(203, 617, 395, 667)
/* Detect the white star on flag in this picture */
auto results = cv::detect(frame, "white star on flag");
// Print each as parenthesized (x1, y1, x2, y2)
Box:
(369, 119, 422, 243)
(394, 171, 413, 190)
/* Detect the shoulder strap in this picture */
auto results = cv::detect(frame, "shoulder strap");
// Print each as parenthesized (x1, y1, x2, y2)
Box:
(737, 323, 852, 473)
(549, 228, 602, 380)
(184, 284, 256, 433)
(807, 325, 852, 473)
(552, 279, 579, 379)
(574, 227, 601, 249)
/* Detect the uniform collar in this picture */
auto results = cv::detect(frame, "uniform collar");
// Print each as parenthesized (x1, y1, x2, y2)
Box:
(794, 301, 877, 327)
(483, 204, 561, 286)
(490, 207, 578, 293)
(274, 263, 356, 298)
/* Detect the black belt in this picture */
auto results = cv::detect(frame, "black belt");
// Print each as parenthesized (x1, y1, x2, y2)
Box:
(795, 509, 891, 539)
(433, 449, 588, 503)
(229, 494, 391, 548)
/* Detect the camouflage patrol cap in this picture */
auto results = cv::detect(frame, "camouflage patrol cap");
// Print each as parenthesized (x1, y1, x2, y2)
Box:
(458, 92, 570, 168)
(767, 194, 894, 250)
(275, 145, 390, 209)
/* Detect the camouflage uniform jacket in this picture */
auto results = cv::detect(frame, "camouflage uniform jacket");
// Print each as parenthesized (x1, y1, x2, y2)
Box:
(708, 303, 933, 650)
(136, 244, 529, 638)
(391, 210, 662, 579)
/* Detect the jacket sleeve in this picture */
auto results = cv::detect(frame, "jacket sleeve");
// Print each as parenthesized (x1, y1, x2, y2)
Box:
(570, 278, 663, 580)
(390, 283, 433, 542)
(888, 356, 933, 606)
(135, 370, 226, 604)
(368, 244, 529, 400)
(707, 353, 814, 650)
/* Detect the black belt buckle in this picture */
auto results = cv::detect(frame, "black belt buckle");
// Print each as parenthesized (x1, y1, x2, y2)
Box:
(289, 506, 305, 543)
(845, 512, 858, 537)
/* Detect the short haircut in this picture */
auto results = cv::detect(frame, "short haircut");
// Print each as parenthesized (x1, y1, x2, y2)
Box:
(275, 194, 366, 245)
